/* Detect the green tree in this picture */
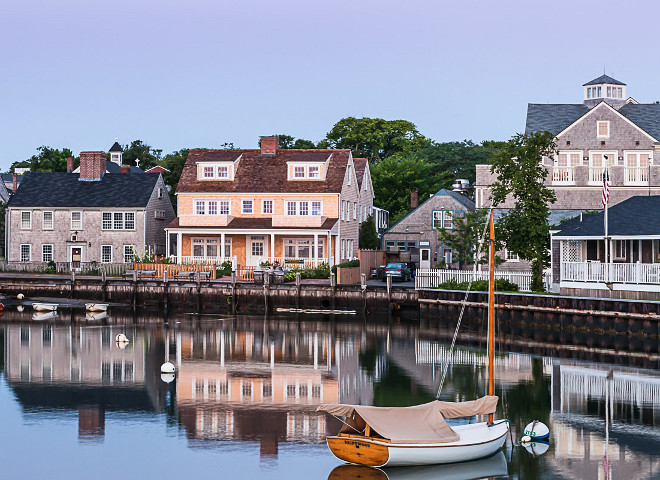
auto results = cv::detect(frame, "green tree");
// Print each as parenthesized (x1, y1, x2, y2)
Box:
(370, 153, 435, 224)
(121, 140, 162, 170)
(10, 146, 77, 173)
(359, 216, 379, 249)
(158, 149, 189, 207)
(490, 131, 557, 291)
(437, 209, 488, 269)
(276, 134, 318, 149)
(325, 117, 432, 161)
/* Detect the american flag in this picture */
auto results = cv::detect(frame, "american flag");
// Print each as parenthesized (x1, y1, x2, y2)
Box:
(602, 163, 610, 209)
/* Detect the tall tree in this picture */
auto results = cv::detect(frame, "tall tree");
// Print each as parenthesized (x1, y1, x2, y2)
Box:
(325, 117, 432, 161)
(276, 134, 318, 149)
(437, 209, 488, 269)
(121, 140, 162, 170)
(370, 153, 435, 224)
(10, 146, 77, 173)
(359, 216, 380, 250)
(159, 149, 189, 207)
(490, 131, 557, 291)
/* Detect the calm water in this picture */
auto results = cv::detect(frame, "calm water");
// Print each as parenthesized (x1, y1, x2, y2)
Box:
(0, 307, 659, 480)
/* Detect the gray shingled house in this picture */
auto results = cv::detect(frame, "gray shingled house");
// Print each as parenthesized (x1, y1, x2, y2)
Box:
(6, 151, 174, 266)
(382, 189, 474, 269)
(551, 196, 660, 299)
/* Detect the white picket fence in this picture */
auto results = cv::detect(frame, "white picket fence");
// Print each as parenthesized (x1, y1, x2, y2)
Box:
(415, 269, 544, 292)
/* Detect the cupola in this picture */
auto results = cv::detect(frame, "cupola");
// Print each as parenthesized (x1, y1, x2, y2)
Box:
(109, 140, 123, 166)
(583, 75, 626, 108)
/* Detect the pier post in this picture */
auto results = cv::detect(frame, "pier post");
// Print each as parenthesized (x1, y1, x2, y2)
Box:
(163, 270, 169, 317)
(264, 270, 270, 313)
(386, 274, 392, 302)
(71, 270, 76, 299)
(196, 270, 202, 312)
(101, 268, 107, 302)
(231, 271, 237, 314)
(361, 273, 367, 312)
(295, 272, 301, 309)
(330, 272, 336, 309)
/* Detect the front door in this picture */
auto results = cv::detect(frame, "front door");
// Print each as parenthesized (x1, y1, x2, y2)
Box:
(247, 236, 268, 267)
(420, 248, 431, 269)
(71, 247, 82, 268)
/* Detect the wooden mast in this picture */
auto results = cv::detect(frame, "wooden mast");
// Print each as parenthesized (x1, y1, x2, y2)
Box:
(488, 209, 495, 425)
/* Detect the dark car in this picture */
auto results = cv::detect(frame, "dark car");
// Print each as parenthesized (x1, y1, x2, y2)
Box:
(382, 262, 412, 282)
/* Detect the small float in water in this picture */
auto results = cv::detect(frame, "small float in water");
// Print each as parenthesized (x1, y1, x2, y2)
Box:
(85, 311, 108, 321)
(33, 311, 58, 321)
(85, 303, 108, 312)
(32, 303, 58, 312)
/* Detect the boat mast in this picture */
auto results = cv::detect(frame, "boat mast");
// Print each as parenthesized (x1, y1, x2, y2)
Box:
(488, 208, 495, 425)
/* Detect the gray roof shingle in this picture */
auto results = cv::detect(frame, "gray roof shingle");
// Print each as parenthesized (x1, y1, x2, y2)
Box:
(8, 172, 160, 208)
(525, 104, 589, 135)
(555, 196, 660, 237)
(583, 75, 626, 86)
(109, 141, 123, 152)
(617, 103, 660, 140)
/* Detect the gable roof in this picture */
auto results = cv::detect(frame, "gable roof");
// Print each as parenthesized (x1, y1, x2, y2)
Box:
(145, 165, 170, 173)
(106, 162, 144, 174)
(385, 189, 475, 233)
(176, 149, 352, 194)
(109, 141, 123, 152)
(353, 158, 368, 190)
(8, 172, 161, 208)
(555, 196, 660, 237)
(617, 103, 660, 141)
(583, 75, 625, 86)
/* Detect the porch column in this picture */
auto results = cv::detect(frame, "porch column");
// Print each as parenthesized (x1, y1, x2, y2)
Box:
(313, 233, 318, 267)
(270, 233, 275, 264)
(327, 233, 332, 266)
(221, 232, 226, 262)
(176, 232, 182, 263)
(166, 232, 170, 258)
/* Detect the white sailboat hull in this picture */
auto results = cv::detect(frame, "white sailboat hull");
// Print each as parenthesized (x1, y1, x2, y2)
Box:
(32, 303, 58, 312)
(85, 303, 108, 312)
(384, 422, 508, 467)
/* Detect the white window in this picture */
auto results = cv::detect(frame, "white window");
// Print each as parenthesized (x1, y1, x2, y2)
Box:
(42, 211, 53, 230)
(42, 244, 53, 263)
(158, 187, 163, 199)
(192, 238, 205, 257)
(287, 201, 297, 216)
(432, 211, 443, 228)
(101, 245, 113, 263)
(203, 166, 215, 178)
(311, 201, 322, 216)
(102, 212, 112, 229)
(299, 201, 309, 216)
(504, 249, 519, 261)
(308, 166, 320, 178)
(443, 211, 453, 229)
(217, 166, 229, 178)
(114, 212, 123, 229)
(208, 201, 218, 215)
(70, 211, 82, 230)
(262, 200, 273, 214)
(123, 245, 135, 263)
(341, 239, 345, 259)
(597, 121, 610, 138)
(625, 151, 651, 168)
(294, 166, 305, 178)
(251, 240, 264, 256)
(242, 199, 253, 214)
(353, 202, 357, 220)
(224, 238, 232, 257)
(219, 200, 230, 215)
(21, 211, 32, 230)
(20, 244, 31, 262)
(614, 240, 626, 260)
(195, 201, 205, 215)
(347, 166, 352, 185)
(124, 212, 135, 230)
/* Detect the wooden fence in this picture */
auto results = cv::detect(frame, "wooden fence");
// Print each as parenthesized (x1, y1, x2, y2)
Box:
(133, 263, 217, 279)
(0, 261, 130, 277)
(415, 269, 540, 292)
(358, 249, 386, 278)
(337, 266, 361, 285)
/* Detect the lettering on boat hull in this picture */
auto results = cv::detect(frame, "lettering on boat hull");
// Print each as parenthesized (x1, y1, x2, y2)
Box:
(326, 437, 389, 467)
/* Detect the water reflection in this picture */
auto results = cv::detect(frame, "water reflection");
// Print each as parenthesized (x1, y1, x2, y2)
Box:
(0, 311, 659, 479)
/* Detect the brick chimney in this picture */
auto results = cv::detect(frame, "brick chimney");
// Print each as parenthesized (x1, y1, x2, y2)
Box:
(12, 173, 17, 193)
(120, 164, 131, 174)
(410, 188, 418, 210)
(66, 156, 74, 174)
(79, 151, 107, 181)
(260, 136, 279, 156)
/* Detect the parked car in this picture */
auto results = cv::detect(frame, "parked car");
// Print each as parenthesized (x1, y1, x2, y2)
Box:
(381, 262, 412, 282)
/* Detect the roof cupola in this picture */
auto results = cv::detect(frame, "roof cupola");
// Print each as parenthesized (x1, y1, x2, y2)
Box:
(583, 75, 626, 108)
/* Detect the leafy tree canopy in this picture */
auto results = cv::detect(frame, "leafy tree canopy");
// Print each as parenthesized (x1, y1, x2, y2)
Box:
(121, 140, 162, 170)
(325, 117, 432, 161)
(276, 134, 318, 150)
(359, 216, 380, 250)
(10, 146, 77, 173)
(437, 209, 489, 269)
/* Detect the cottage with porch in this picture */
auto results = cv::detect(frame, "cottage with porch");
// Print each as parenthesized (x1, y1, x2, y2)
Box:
(166, 136, 368, 271)
(551, 196, 660, 299)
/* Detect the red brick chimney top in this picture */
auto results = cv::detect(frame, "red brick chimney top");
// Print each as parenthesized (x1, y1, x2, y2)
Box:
(12, 173, 17, 193)
(410, 188, 419, 210)
(260, 136, 279, 157)
(120, 164, 131, 174)
(66, 156, 74, 174)
(79, 151, 106, 181)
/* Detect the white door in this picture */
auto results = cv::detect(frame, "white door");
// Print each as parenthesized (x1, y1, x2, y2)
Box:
(247, 236, 268, 266)
(420, 248, 431, 269)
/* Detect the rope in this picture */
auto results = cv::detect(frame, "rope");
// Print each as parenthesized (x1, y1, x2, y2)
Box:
(331, 414, 366, 434)
(436, 212, 491, 399)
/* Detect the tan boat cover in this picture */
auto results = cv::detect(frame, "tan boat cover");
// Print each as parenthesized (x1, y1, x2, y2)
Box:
(317, 396, 498, 444)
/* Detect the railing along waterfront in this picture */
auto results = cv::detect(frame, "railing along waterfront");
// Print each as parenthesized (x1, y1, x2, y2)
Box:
(561, 261, 660, 284)
(415, 269, 542, 292)
(0, 261, 130, 277)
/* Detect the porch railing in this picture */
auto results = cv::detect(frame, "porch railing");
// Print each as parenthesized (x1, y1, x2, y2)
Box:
(175, 256, 237, 269)
(552, 166, 575, 184)
(415, 269, 548, 292)
(561, 261, 660, 284)
(624, 167, 649, 185)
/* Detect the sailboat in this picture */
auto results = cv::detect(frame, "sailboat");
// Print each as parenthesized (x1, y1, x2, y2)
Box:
(317, 210, 509, 467)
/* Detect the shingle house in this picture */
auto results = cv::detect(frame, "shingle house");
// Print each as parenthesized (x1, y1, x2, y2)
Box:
(551, 196, 660, 299)
(165, 136, 369, 268)
(7, 152, 174, 265)
(382, 189, 474, 269)
(354, 157, 389, 238)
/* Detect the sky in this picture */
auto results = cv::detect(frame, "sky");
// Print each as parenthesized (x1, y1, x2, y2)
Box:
(1, 0, 659, 170)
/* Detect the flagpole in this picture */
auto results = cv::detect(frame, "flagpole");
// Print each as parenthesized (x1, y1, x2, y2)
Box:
(604, 165, 609, 283)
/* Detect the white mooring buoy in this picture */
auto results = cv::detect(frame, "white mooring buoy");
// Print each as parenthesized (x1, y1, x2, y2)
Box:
(523, 420, 549, 441)
(17, 293, 24, 300)
(17, 305, 24, 313)
(161, 362, 175, 374)
(161, 373, 175, 384)
(524, 440, 550, 457)
(115, 333, 129, 343)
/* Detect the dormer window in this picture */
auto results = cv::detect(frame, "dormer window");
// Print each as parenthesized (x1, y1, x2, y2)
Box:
(309, 166, 319, 178)
(218, 166, 228, 178)
(197, 162, 235, 180)
(203, 166, 214, 178)
(294, 166, 305, 178)
(288, 163, 324, 180)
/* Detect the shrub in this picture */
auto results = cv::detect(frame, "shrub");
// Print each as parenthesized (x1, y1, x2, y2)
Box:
(216, 260, 233, 278)
(331, 259, 359, 275)
(438, 278, 519, 292)
(44, 260, 57, 274)
(282, 262, 330, 282)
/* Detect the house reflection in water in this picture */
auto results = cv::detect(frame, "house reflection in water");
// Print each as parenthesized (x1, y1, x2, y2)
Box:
(2, 324, 166, 442)
(173, 324, 370, 456)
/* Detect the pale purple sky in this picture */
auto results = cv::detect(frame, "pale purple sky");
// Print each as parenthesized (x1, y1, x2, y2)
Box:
(1, 0, 658, 169)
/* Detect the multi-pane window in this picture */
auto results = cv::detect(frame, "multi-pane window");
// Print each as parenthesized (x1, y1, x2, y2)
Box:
(290, 164, 323, 179)
(71, 211, 82, 230)
(196, 201, 206, 215)
(614, 240, 626, 260)
(299, 202, 309, 216)
(308, 166, 320, 178)
(219, 200, 230, 215)
(443, 211, 453, 229)
(504, 249, 519, 261)
(311, 201, 322, 216)
(251, 240, 264, 256)
(21, 211, 32, 229)
(294, 166, 305, 178)
(42, 244, 53, 262)
(262, 200, 273, 214)
(191, 238, 231, 258)
(101, 245, 113, 263)
(102, 212, 135, 230)
(217, 166, 228, 178)
(195, 200, 229, 215)
(286, 200, 322, 216)
(287, 201, 297, 216)
(353, 202, 357, 219)
(208, 201, 218, 215)
(284, 238, 324, 259)
(102, 212, 112, 229)
(626, 152, 651, 168)
(42, 211, 53, 230)
(242, 200, 253, 214)
(203, 166, 214, 178)
(124, 212, 135, 229)
(385, 240, 417, 252)
(123, 245, 135, 263)
(114, 212, 123, 229)
(20, 244, 31, 262)
(597, 121, 610, 138)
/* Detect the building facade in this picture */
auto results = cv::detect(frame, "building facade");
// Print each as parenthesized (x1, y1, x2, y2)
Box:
(166, 136, 374, 268)
(7, 152, 175, 265)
